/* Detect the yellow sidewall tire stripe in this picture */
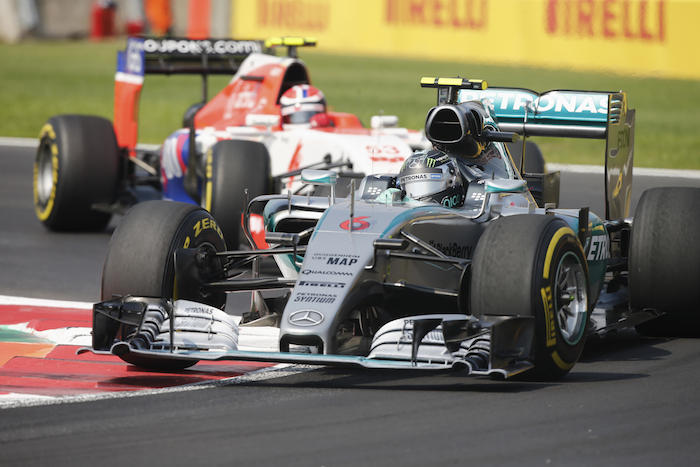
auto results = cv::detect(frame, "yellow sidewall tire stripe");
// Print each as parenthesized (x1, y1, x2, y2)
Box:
(40, 123, 56, 140)
(204, 149, 213, 212)
(34, 124, 59, 222)
(552, 350, 575, 371)
(543, 226, 576, 280)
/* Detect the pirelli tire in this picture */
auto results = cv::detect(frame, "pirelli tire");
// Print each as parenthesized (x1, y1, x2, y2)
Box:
(470, 214, 590, 380)
(630, 187, 700, 336)
(507, 140, 545, 175)
(506, 141, 546, 207)
(100, 201, 227, 369)
(201, 140, 271, 248)
(34, 115, 119, 231)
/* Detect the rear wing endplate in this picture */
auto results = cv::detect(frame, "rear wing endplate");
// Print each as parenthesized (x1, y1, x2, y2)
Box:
(264, 36, 317, 58)
(421, 80, 634, 220)
(114, 37, 265, 155)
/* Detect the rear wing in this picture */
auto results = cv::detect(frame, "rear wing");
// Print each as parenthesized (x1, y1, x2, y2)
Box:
(420, 78, 635, 219)
(114, 37, 265, 154)
(120, 37, 265, 77)
(458, 86, 620, 139)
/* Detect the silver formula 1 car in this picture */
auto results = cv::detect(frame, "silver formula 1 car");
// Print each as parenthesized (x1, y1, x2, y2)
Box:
(85, 77, 700, 380)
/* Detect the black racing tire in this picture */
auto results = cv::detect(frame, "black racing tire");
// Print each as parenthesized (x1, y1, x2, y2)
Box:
(101, 200, 226, 305)
(507, 141, 546, 207)
(630, 187, 700, 336)
(100, 201, 227, 369)
(471, 214, 590, 380)
(33, 115, 119, 231)
(201, 140, 271, 248)
(506, 140, 545, 175)
(182, 102, 205, 128)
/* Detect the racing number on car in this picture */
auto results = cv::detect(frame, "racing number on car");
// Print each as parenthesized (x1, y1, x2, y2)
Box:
(367, 145, 403, 164)
(233, 90, 257, 109)
(340, 216, 370, 231)
(366, 144, 400, 155)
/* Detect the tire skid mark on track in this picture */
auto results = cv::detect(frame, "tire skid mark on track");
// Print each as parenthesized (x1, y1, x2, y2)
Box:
(0, 295, 299, 409)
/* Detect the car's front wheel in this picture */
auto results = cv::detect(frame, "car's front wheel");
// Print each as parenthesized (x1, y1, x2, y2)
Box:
(100, 200, 227, 369)
(471, 214, 590, 379)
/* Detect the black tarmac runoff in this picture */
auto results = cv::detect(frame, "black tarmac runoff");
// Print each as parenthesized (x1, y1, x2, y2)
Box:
(2, 143, 700, 467)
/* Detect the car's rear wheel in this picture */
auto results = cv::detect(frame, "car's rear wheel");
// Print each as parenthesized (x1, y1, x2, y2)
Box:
(630, 187, 700, 336)
(34, 115, 119, 231)
(507, 140, 545, 175)
(100, 200, 227, 369)
(471, 214, 590, 379)
(506, 141, 547, 206)
(201, 140, 271, 248)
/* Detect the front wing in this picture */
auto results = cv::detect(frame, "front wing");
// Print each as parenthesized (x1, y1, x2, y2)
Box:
(80, 343, 534, 379)
(84, 297, 536, 379)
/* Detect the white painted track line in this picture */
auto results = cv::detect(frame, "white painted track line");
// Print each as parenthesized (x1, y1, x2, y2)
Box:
(5, 136, 700, 179)
(0, 295, 92, 309)
(0, 294, 310, 409)
(0, 136, 160, 151)
(0, 365, 315, 410)
(0, 137, 38, 148)
(548, 163, 700, 180)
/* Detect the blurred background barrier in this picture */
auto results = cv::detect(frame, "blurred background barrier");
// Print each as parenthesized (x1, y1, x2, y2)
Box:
(2, 0, 697, 80)
(1, 0, 698, 169)
(231, 0, 700, 80)
(0, 0, 231, 42)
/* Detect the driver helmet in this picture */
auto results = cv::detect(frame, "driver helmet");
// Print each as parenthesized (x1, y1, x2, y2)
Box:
(280, 84, 327, 128)
(398, 151, 466, 208)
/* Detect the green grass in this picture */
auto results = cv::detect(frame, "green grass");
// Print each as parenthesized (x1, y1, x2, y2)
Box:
(1, 40, 700, 169)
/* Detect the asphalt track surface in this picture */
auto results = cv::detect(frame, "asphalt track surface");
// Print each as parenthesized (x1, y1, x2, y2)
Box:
(2, 143, 700, 466)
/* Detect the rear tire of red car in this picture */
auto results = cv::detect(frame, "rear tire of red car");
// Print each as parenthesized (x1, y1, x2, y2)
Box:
(100, 200, 227, 369)
(201, 140, 271, 248)
(630, 187, 700, 337)
(470, 214, 590, 380)
(33, 115, 119, 231)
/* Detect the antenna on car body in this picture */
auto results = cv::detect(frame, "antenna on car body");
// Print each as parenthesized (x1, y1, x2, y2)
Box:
(264, 37, 317, 58)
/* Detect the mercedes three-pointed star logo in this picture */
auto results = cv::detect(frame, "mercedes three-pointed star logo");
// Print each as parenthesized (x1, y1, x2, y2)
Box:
(288, 310, 324, 327)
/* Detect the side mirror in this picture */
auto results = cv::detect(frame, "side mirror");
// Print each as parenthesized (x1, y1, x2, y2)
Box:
(370, 115, 399, 129)
(373, 238, 407, 251)
(485, 179, 527, 194)
(182, 102, 206, 128)
(245, 114, 281, 128)
(301, 169, 337, 205)
(265, 231, 300, 247)
(301, 169, 337, 186)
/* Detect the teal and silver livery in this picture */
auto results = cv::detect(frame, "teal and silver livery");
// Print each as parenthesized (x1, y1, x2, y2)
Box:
(86, 76, 700, 382)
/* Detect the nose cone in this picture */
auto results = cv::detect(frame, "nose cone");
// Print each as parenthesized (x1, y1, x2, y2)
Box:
(278, 201, 400, 353)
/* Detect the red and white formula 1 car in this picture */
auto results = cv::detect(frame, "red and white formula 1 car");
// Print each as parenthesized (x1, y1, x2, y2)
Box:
(33, 37, 428, 245)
